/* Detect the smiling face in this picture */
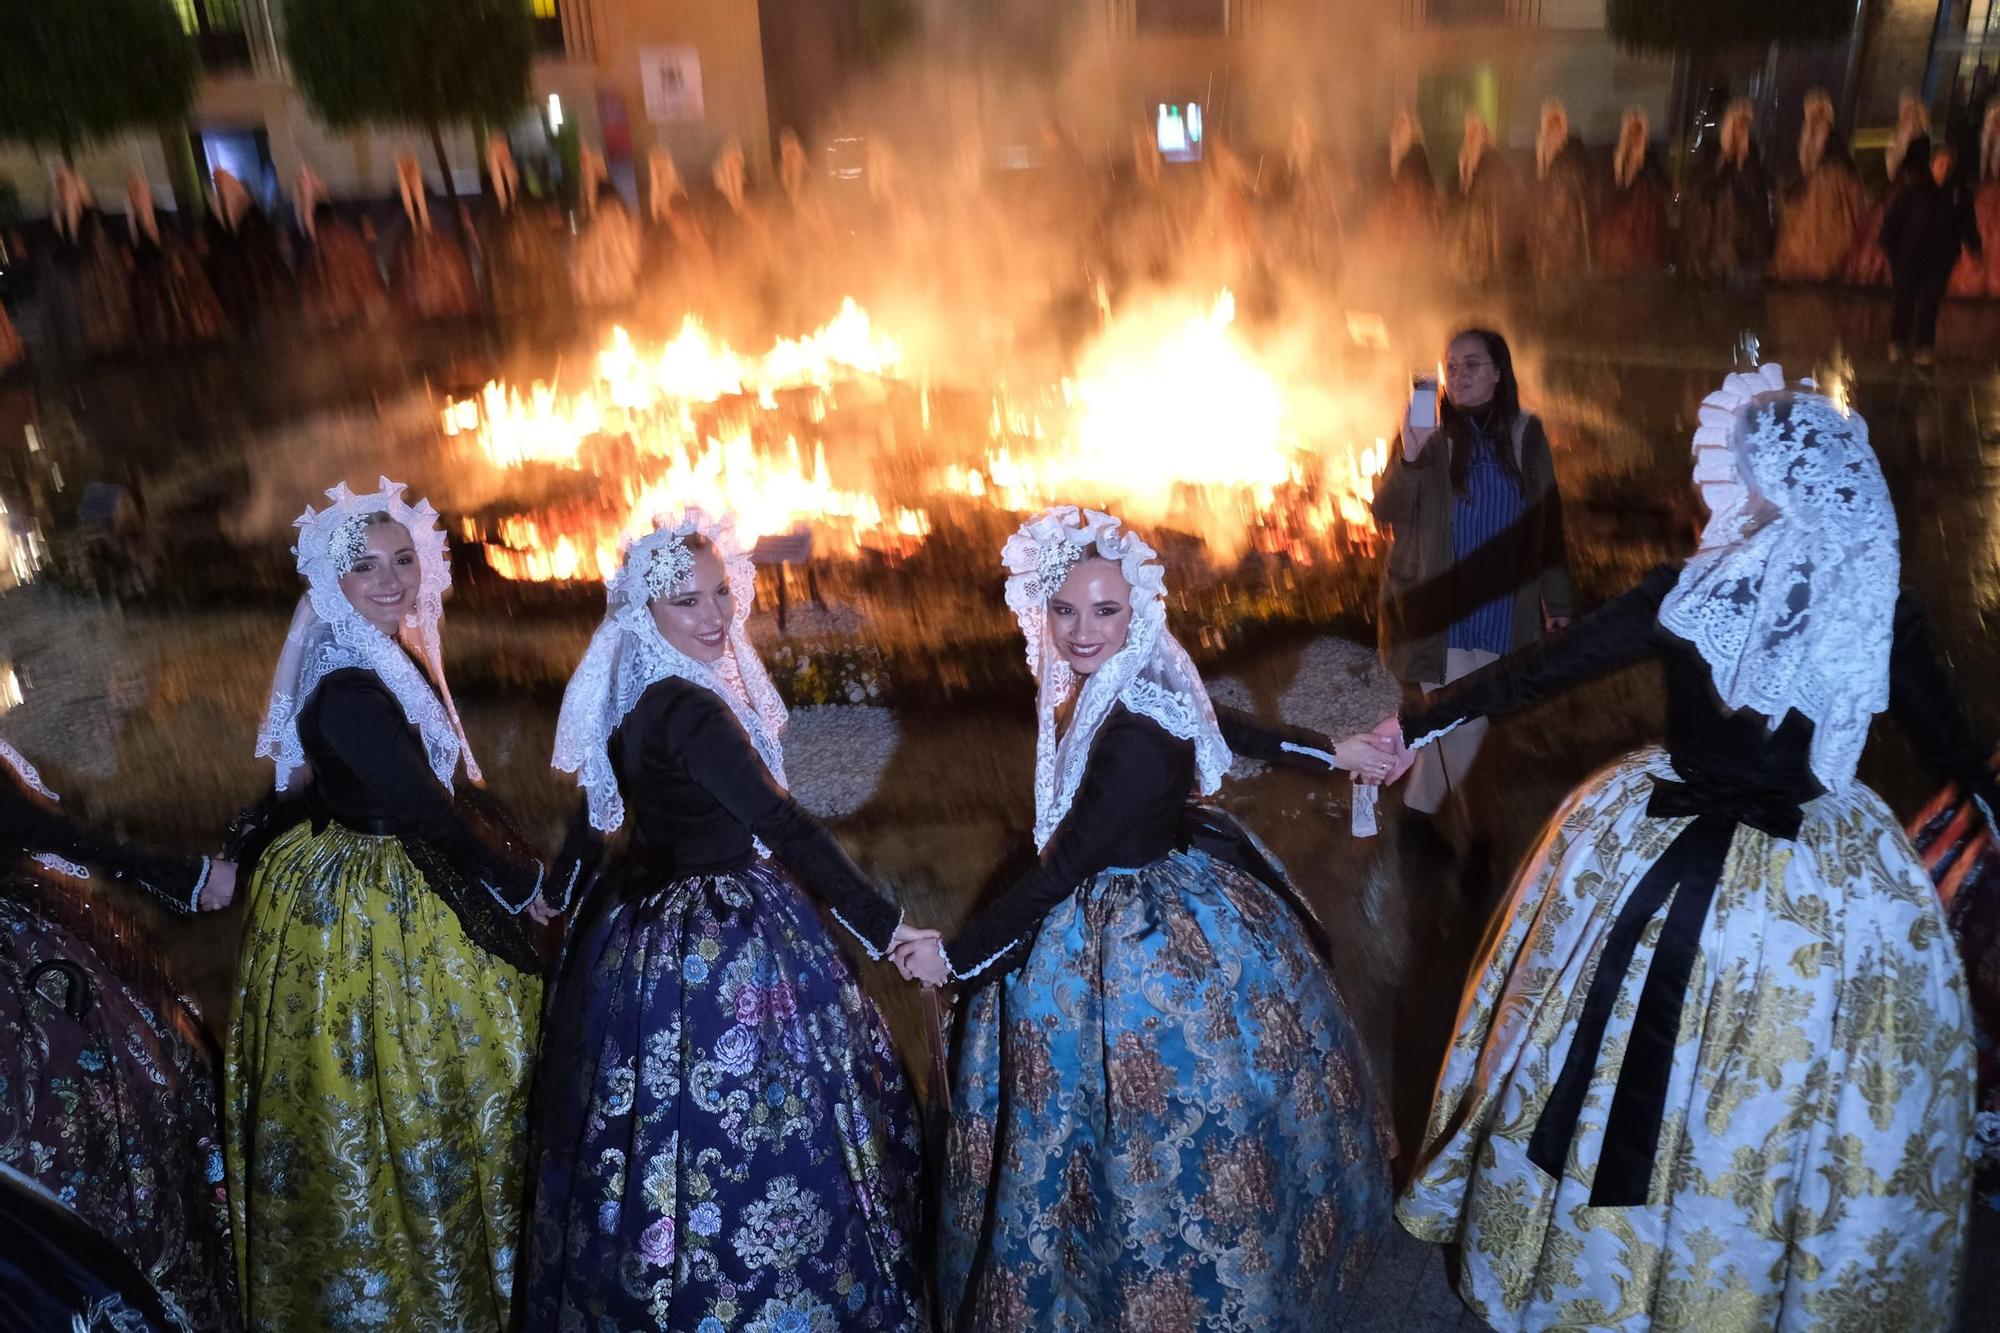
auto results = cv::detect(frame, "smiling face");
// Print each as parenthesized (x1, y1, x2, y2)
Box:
(650, 546, 733, 664)
(338, 519, 420, 636)
(1049, 557, 1134, 676)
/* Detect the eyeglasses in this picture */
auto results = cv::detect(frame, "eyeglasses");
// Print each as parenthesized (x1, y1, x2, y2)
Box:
(1446, 358, 1494, 375)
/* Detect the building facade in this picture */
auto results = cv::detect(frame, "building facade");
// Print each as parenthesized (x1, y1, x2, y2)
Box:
(0, 0, 773, 219)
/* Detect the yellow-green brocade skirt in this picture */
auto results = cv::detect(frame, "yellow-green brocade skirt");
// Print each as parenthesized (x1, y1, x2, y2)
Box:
(223, 822, 540, 1332)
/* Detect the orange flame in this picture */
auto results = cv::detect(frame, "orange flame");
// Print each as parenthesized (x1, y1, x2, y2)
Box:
(448, 296, 1386, 582)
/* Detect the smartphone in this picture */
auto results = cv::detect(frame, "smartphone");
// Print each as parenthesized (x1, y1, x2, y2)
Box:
(1408, 375, 1439, 430)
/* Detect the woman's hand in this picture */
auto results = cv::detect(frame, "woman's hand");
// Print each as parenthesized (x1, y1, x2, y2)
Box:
(526, 893, 558, 926)
(1332, 732, 1399, 784)
(890, 930, 950, 988)
(1402, 421, 1438, 461)
(199, 860, 238, 912)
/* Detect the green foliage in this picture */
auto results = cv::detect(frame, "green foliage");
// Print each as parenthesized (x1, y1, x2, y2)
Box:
(1605, 0, 1856, 55)
(0, 0, 198, 153)
(282, 0, 532, 132)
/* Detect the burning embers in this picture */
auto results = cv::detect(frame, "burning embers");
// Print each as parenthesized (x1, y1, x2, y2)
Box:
(443, 294, 1389, 582)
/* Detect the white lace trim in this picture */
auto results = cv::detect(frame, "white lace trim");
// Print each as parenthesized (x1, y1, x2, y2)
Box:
(1279, 740, 1338, 770)
(1003, 507, 1231, 851)
(942, 936, 1015, 984)
(1407, 720, 1464, 752)
(32, 852, 89, 879)
(255, 479, 474, 793)
(552, 508, 789, 836)
(831, 905, 901, 961)
(187, 857, 212, 912)
(1659, 367, 1897, 792)
(0, 741, 59, 802)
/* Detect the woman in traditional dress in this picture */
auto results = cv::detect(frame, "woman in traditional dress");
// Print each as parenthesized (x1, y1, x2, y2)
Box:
(1528, 98, 1593, 279)
(1949, 104, 2000, 298)
(1393, 364, 1987, 1330)
(225, 478, 550, 1331)
(1846, 93, 1930, 287)
(126, 174, 229, 348)
(480, 135, 568, 319)
(1597, 108, 1668, 274)
(202, 169, 292, 330)
(905, 506, 1396, 1332)
(388, 155, 480, 320)
(1686, 98, 1774, 284)
(0, 740, 239, 1330)
(1773, 89, 1867, 282)
(1359, 109, 1441, 267)
(46, 167, 135, 359)
(570, 149, 642, 310)
(293, 167, 386, 329)
(1452, 109, 1514, 283)
(522, 508, 930, 1331)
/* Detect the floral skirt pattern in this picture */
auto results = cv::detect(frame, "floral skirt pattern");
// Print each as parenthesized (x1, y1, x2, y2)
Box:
(1398, 749, 1974, 1332)
(520, 858, 926, 1331)
(939, 846, 1393, 1333)
(0, 877, 238, 1331)
(224, 823, 540, 1332)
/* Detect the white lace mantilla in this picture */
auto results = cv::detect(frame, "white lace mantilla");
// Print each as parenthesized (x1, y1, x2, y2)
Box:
(255, 478, 474, 792)
(552, 509, 789, 835)
(1003, 506, 1231, 849)
(1659, 365, 1898, 792)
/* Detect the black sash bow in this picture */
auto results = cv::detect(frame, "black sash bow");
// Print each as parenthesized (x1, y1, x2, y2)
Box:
(1524, 774, 1803, 1206)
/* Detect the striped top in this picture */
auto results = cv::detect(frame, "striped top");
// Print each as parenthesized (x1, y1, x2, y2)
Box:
(1449, 425, 1526, 656)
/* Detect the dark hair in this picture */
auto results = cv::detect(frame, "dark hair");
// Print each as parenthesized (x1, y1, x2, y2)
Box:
(1440, 327, 1523, 496)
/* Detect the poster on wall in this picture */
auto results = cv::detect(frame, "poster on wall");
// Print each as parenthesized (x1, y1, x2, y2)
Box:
(640, 46, 704, 123)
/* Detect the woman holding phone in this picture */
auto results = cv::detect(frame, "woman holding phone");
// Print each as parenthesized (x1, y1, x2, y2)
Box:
(1371, 328, 1574, 825)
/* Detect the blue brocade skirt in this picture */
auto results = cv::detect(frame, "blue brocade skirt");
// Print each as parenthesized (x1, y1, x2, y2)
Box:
(938, 838, 1393, 1332)
(520, 858, 927, 1332)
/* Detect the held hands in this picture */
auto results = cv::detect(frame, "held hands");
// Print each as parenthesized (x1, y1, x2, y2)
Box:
(526, 893, 558, 926)
(199, 860, 238, 912)
(1371, 714, 1418, 786)
(1330, 730, 1400, 785)
(889, 922, 949, 988)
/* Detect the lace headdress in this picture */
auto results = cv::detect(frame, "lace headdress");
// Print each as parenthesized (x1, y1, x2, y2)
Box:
(255, 478, 478, 792)
(1658, 363, 1899, 791)
(552, 508, 788, 834)
(1003, 507, 1230, 850)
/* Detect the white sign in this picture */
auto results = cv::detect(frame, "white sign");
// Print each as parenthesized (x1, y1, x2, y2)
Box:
(640, 46, 704, 123)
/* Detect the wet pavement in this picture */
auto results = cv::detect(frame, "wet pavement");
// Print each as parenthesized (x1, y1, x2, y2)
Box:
(1, 274, 1998, 1329)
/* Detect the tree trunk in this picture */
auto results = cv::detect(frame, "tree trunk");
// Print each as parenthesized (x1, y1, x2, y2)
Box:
(429, 122, 457, 203)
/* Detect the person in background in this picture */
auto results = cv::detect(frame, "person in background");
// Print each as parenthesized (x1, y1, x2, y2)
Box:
(1881, 138, 1982, 365)
(1371, 327, 1574, 829)
(1527, 98, 1592, 279)
(1687, 98, 1774, 286)
(1772, 88, 1867, 282)
(1596, 107, 1668, 274)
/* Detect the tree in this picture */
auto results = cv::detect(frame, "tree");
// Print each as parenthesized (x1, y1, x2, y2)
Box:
(0, 0, 198, 158)
(1605, 0, 1855, 56)
(282, 0, 534, 201)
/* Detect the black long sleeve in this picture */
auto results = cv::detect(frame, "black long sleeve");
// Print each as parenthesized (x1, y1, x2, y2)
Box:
(944, 710, 1191, 986)
(546, 795, 607, 915)
(1, 780, 210, 913)
(662, 687, 903, 956)
(1401, 564, 1677, 747)
(1887, 591, 2000, 820)
(311, 673, 543, 910)
(1214, 705, 1343, 774)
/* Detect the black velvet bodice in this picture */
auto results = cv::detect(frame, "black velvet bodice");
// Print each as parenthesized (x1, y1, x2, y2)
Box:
(556, 676, 903, 957)
(942, 703, 1346, 986)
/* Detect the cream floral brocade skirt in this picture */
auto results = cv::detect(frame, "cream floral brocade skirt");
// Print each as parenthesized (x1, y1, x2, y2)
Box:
(1399, 749, 1973, 1332)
